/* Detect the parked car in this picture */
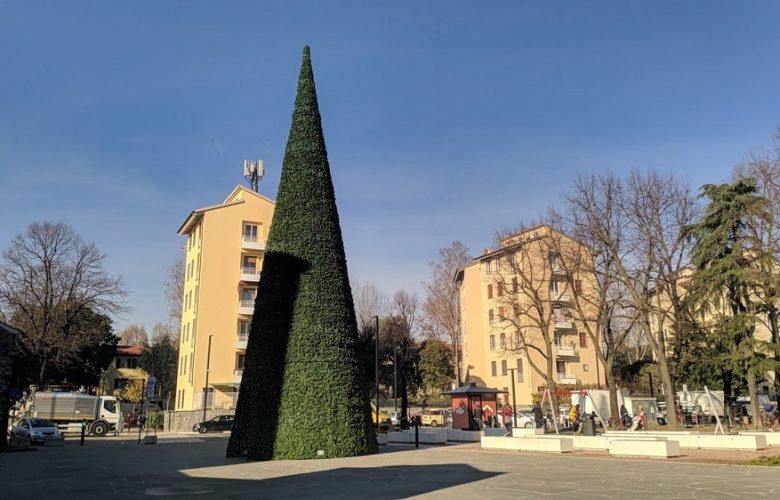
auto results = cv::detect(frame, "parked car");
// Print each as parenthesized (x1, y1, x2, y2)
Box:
(388, 411, 400, 426)
(192, 415, 234, 433)
(419, 409, 447, 427)
(11, 418, 61, 445)
(372, 410, 392, 432)
(514, 410, 535, 428)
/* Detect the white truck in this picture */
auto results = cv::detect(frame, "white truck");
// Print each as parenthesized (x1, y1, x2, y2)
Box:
(27, 391, 121, 436)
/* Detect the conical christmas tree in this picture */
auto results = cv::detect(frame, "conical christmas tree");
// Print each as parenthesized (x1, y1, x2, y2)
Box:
(227, 46, 376, 460)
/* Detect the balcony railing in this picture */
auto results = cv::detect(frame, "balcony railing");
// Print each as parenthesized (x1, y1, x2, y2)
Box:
(234, 369, 243, 384)
(550, 292, 570, 303)
(236, 332, 248, 348)
(554, 320, 573, 330)
(555, 343, 576, 357)
(557, 374, 578, 385)
(241, 235, 267, 251)
(240, 267, 261, 282)
(238, 299, 255, 315)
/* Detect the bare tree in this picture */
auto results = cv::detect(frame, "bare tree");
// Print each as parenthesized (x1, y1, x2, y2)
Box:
(0, 222, 126, 383)
(165, 258, 185, 331)
(119, 324, 148, 346)
(422, 241, 471, 384)
(563, 171, 698, 430)
(391, 289, 420, 426)
(352, 280, 388, 332)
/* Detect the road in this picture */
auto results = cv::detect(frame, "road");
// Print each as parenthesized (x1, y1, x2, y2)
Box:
(1, 433, 777, 499)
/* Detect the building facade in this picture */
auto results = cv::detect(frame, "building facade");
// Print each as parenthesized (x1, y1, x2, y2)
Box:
(99, 345, 147, 397)
(174, 185, 275, 411)
(456, 225, 604, 408)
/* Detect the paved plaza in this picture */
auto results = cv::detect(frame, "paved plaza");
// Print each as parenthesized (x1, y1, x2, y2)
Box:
(1, 433, 779, 499)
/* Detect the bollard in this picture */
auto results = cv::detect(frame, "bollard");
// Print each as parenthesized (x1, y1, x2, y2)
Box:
(80, 420, 86, 446)
(414, 416, 420, 448)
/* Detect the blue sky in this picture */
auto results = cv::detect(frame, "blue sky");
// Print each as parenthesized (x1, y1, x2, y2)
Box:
(1, 1, 779, 332)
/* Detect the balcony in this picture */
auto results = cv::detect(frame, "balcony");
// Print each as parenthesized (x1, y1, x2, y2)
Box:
(234, 369, 243, 384)
(241, 235, 267, 251)
(236, 332, 248, 349)
(554, 320, 573, 330)
(240, 267, 261, 282)
(557, 374, 578, 385)
(550, 292, 570, 303)
(555, 343, 576, 357)
(238, 299, 254, 316)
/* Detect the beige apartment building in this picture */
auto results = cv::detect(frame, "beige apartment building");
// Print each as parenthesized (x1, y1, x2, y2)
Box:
(456, 225, 604, 407)
(174, 185, 275, 411)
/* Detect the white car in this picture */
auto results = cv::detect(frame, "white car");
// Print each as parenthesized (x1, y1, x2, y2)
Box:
(11, 418, 61, 445)
(514, 411, 535, 428)
(388, 411, 400, 426)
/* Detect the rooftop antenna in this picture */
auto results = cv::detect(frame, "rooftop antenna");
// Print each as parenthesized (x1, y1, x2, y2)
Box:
(243, 160, 264, 192)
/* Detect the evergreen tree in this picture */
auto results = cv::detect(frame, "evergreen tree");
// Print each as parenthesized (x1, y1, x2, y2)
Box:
(684, 179, 780, 425)
(227, 47, 375, 459)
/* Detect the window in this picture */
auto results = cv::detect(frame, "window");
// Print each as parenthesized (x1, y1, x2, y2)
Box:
(243, 223, 258, 241)
(236, 354, 246, 370)
(512, 277, 518, 293)
(495, 258, 501, 271)
(113, 378, 129, 390)
(499, 333, 506, 349)
(579, 332, 588, 348)
(115, 357, 139, 369)
(239, 321, 251, 336)
(574, 279, 582, 294)
(514, 331, 522, 347)
(556, 360, 566, 378)
(491, 361, 497, 377)
(501, 360, 507, 375)
(488, 309, 495, 324)
(485, 259, 492, 273)
(548, 251, 559, 270)
(549, 280, 559, 297)
(583, 364, 589, 372)
(498, 307, 505, 321)
(242, 255, 258, 271)
(516, 359, 524, 382)
(487, 284, 493, 299)
(489, 335, 496, 350)
(497, 282, 504, 297)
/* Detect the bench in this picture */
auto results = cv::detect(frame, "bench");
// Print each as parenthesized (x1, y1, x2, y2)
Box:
(608, 439, 680, 458)
(481, 435, 573, 453)
(739, 432, 780, 446)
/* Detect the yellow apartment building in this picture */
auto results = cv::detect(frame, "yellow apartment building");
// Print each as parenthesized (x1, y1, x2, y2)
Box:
(174, 185, 275, 411)
(456, 225, 604, 407)
(650, 267, 777, 394)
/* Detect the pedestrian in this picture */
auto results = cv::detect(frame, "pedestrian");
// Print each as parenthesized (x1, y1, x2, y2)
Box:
(501, 402, 513, 431)
(532, 403, 544, 429)
(619, 404, 631, 429)
(473, 405, 483, 430)
(569, 404, 581, 433)
(138, 412, 147, 432)
(124, 412, 134, 432)
(483, 406, 494, 428)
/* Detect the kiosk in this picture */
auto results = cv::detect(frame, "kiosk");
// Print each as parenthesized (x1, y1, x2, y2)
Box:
(443, 383, 508, 430)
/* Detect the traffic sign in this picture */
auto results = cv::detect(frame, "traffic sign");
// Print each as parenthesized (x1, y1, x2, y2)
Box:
(147, 377, 157, 399)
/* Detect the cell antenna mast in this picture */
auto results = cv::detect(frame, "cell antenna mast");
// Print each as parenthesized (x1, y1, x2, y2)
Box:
(243, 160, 265, 192)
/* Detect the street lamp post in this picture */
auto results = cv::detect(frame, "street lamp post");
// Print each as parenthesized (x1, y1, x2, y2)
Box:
(393, 340, 398, 413)
(373, 316, 380, 433)
(202, 334, 213, 423)
(507, 368, 518, 421)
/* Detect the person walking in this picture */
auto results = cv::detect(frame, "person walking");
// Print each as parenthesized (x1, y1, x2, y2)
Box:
(620, 404, 631, 429)
(124, 412, 134, 432)
(532, 403, 544, 429)
(501, 403, 514, 432)
(138, 412, 147, 432)
(569, 404, 581, 433)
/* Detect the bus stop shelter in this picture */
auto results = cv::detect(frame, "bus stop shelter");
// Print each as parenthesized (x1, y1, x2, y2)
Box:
(442, 383, 508, 430)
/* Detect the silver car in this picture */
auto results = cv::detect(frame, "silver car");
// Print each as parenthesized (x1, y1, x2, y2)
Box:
(11, 418, 61, 445)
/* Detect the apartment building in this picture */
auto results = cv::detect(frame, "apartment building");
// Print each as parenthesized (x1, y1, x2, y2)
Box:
(456, 225, 604, 407)
(99, 345, 148, 397)
(174, 185, 275, 411)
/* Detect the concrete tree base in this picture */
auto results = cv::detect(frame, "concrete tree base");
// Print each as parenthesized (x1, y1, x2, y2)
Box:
(609, 439, 681, 458)
(481, 436, 573, 453)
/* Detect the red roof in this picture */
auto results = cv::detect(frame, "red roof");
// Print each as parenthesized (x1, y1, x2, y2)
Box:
(116, 345, 144, 356)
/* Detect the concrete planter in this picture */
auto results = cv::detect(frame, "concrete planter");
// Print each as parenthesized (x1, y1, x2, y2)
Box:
(446, 429, 482, 442)
(481, 435, 573, 453)
(609, 439, 680, 458)
(740, 432, 780, 446)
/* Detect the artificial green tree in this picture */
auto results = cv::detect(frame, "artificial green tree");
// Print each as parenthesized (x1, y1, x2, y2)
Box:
(227, 46, 375, 460)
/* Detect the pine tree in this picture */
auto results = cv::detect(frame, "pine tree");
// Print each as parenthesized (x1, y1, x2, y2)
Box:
(227, 47, 376, 459)
(684, 179, 779, 427)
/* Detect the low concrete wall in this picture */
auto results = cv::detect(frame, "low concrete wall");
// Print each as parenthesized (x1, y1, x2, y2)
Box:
(481, 435, 573, 453)
(446, 429, 482, 442)
(609, 439, 680, 458)
(377, 434, 389, 445)
(166, 409, 234, 432)
(606, 431, 768, 450)
(740, 432, 780, 446)
(511, 427, 545, 437)
(387, 429, 447, 444)
(483, 428, 510, 437)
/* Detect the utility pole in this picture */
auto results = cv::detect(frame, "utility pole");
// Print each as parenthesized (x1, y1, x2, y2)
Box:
(373, 316, 380, 432)
(202, 335, 213, 423)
